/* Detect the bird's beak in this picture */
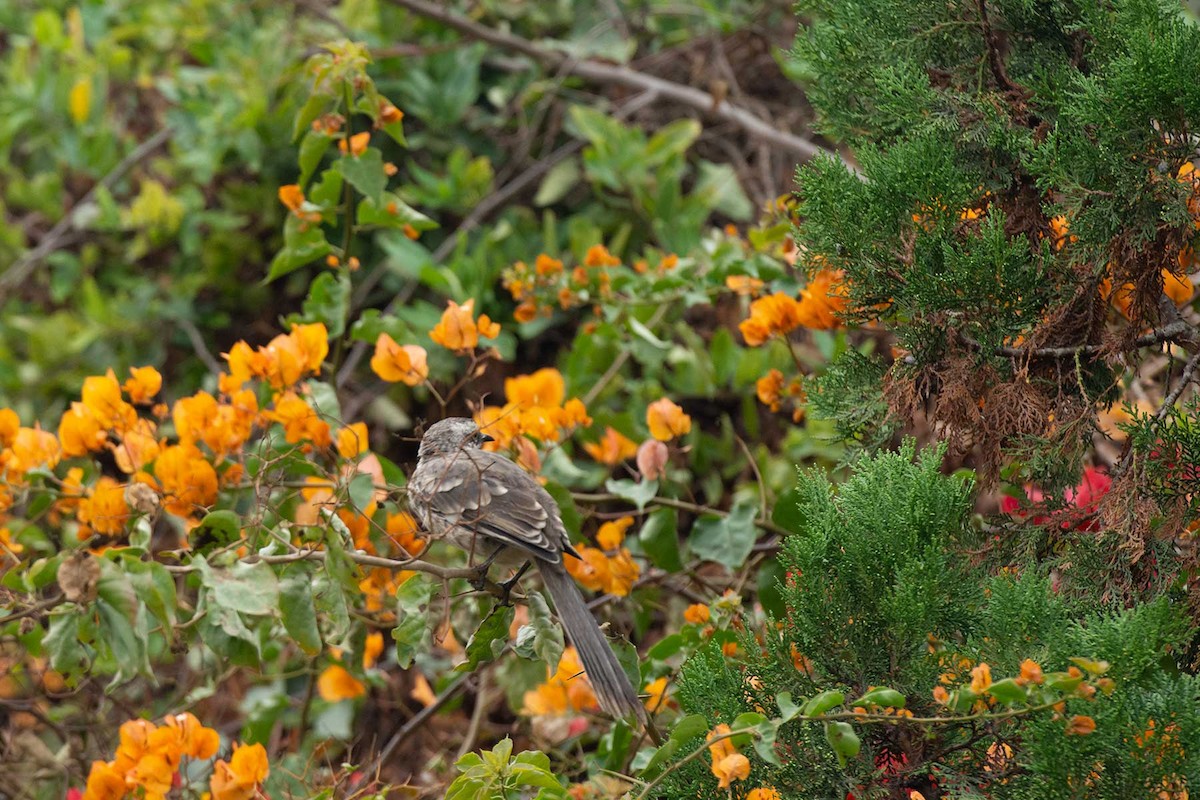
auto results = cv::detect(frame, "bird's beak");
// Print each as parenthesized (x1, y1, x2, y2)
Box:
(479, 433, 495, 443)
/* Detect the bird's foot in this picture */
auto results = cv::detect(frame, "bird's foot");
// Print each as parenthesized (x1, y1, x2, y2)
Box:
(496, 561, 532, 606)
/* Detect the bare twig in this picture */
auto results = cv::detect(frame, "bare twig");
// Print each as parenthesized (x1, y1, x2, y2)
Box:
(177, 317, 224, 374)
(382, 0, 855, 172)
(1, 127, 174, 296)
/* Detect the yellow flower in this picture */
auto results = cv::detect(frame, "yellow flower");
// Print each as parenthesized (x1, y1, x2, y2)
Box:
(684, 604, 711, 624)
(386, 511, 424, 556)
(506, 368, 565, 409)
(430, 299, 499, 351)
(0, 527, 23, 562)
(370, 333, 429, 385)
(68, 76, 92, 123)
(337, 422, 370, 459)
(123, 366, 162, 405)
(707, 724, 751, 789)
(266, 392, 332, 449)
(646, 398, 691, 441)
(582, 427, 638, 466)
(318, 664, 366, 701)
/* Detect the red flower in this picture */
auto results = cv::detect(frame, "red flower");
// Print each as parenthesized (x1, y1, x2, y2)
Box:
(1001, 467, 1111, 531)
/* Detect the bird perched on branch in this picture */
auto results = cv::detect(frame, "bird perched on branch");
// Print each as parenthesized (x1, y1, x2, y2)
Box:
(408, 417, 647, 725)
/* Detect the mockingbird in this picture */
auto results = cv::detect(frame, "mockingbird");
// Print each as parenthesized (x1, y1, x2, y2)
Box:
(408, 417, 646, 723)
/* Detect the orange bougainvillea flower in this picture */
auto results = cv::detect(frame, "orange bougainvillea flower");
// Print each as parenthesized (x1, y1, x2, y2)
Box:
(739, 292, 803, 346)
(522, 647, 599, 716)
(337, 131, 370, 157)
(508, 368, 565, 409)
(123, 366, 162, 405)
(1018, 658, 1044, 686)
(1065, 715, 1097, 736)
(747, 789, 782, 800)
(370, 333, 429, 385)
(429, 299, 500, 351)
(278, 184, 304, 212)
(58, 402, 108, 458)
(646, 398, 691, 442)
(379, 103, 404, 124)
(82, 760, 125, 800)
(337, 422, 370, 459)
(535, 253, 563, 276)
(726, 275, 765, 296)
(970, 663, 992, 694)
(475, 369, 591, 451)
(643, 676, 671, 712)
(795, 269, 848, 329)
(582, 427, 638, 466)
(564, 539, 639, 596)
(363, 631, 385, 669)
(159, 712, 219, 760)
(77, 477, 130, 537)
(154, 444, 219, 518)
(756, 370, 785, 412)
(222, 324, 327, 391)
(7, 426, 61, 475)
(0, 408, 18, 448)
(707, 724, 751, 789)
(317, 664, 366, 701)
(266, 392, 332, 448)
(597, 516, 634, 550)
(583, 244, 621, 267)
(82, 371, 137, 432)
(210, 742, 269, 800)
(684, 603, 711, 624)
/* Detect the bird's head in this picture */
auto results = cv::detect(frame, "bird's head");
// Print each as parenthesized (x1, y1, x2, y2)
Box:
(418, 417, 494, 458)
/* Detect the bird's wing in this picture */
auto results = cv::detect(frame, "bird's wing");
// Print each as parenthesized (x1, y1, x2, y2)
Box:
(409, 449, 568, 563)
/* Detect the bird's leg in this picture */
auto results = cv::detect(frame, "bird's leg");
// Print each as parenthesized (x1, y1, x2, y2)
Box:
(497, 561, 532, 606)
(470, 544, 506, 591)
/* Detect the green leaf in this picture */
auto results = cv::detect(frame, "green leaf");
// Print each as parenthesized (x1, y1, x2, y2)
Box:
(266, 216, 332, 281)
(534, 159, 580, 207)
(356, 192, 437, 231)
(803, 690, 844, 716)
(458, 604, 516, 671)
(647, 633, 684, 661)
(605, 478, 658, 511)
(335, 147, 387, 204)
(193, 510, 242, 547)
(45, 611, 86, 674)
(513, 593, 563, 672)
(298, 130, 332, 186)
(771, 486, 804, 534)
(985, 678, 1027, 705)
(301, 271, 351, 338)
(645, 119, 701, 166)
(280, 572, 323, 655)
(639, 508, 683, 572)
(850, 687, 906, 708)
(124, 559, 177, 644)
(690, 502, 757, 569)
(641, 713, 709, 778)
(392, 575, 435, 668)
(347, 472, 377, 514)
(196, 556, 279, 616)
(824, 721, 860, 767)
(777, 691, 802, 721)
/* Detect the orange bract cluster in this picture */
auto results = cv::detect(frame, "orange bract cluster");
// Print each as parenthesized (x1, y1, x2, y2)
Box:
(503, 244, 653, 323)
(707, 723, 751, 789)
(430, 299, 501, 352)
(564, 516, 640, 596)
(80, 712, 266, 800)
(475, 368, 591, 466)
(738, 269, 848, 345)
(522, 647, 599, 716)
(370, 333, 429, 385)
(645, 398, 691, 442)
